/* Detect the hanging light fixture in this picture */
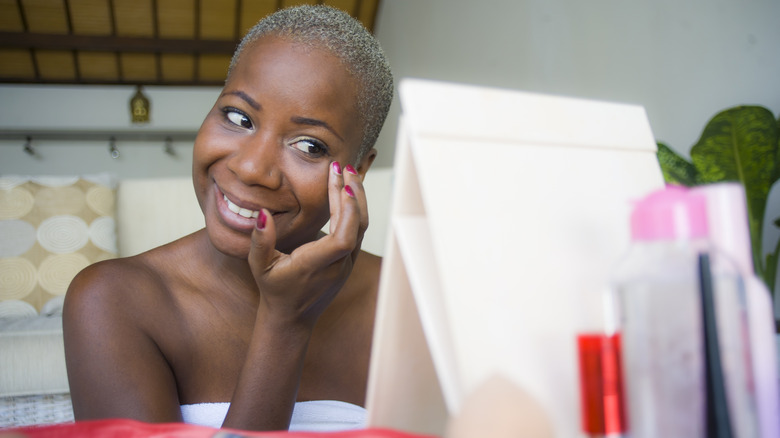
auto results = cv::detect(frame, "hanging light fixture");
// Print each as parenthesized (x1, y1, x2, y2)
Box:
(23, 136, 37, 156)
(109, 137, 120, 159)
(130, 85, 150, 124)
(164, 136, 176, 156)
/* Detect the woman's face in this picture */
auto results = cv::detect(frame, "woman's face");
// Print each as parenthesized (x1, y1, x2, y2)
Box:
(193, 36, 371, 257)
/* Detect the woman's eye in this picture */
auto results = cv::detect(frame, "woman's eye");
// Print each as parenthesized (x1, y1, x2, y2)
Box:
(225, 109, 252, 129)
(291, 138, 328, 157)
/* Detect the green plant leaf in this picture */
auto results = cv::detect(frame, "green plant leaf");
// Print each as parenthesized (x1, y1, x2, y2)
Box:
(656, 142, 699, 186)
(690, 105, 779, 273)
(766, 235, 779, 301)
(776, 113, 780, 182)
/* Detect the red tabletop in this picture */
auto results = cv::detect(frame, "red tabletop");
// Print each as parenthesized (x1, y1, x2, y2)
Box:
(1, 420, 439, 438)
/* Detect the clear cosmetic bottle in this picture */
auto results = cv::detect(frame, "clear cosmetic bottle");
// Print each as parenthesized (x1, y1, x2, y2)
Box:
(611, 186, 757, 438)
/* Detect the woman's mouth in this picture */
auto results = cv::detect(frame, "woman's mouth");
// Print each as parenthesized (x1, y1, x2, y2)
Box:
(215, 187, 281, 233)
(223, 194, 260, 219)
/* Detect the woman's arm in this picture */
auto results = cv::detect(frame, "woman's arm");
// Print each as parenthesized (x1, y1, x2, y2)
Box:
(222, 163, 369, 430)
(63, 262, 182, 422)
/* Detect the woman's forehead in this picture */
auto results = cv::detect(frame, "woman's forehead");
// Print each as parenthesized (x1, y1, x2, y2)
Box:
(226, 37, 364, 153)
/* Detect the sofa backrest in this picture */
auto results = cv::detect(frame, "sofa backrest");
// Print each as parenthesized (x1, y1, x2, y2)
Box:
(116, 177, 204, 257)
(116, 169, 393, 258)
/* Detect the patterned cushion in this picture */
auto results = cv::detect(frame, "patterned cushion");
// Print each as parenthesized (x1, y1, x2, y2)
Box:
(0, 174, 117, 314)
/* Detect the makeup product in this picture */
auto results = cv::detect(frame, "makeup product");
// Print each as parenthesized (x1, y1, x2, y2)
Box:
(610, 186, 755, 438)
(698, 253, 734, 438)
(577, 332, 626, 438)
(694, 183, 778, 438)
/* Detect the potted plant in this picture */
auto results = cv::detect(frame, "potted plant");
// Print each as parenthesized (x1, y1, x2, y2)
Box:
(655, 105, 779, 314)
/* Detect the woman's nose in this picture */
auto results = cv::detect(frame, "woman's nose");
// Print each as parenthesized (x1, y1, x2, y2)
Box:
(226, 133, 283, 189)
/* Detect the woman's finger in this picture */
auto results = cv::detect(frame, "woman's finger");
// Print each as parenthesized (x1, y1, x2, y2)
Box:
(342, 164, 368, 262)
(327, 161, 344, 234)
(343, 165, 369, 233)
(326, 178, 361, 258)
(288, 176, 361, 271)
(248, 208, 279, 278)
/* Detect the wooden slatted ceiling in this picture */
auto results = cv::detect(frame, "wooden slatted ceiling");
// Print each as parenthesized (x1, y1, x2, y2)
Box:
(0, 0, 381, 86)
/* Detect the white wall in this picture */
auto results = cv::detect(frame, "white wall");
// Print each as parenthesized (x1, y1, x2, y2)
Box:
(372, 0, 780, 294)
(0, 85, 219, 178)
(373, 0, 780, 163)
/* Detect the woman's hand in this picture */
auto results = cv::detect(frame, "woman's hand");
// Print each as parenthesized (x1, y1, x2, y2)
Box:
(246, 161, 368, 330)
(223, 161, 369, 430)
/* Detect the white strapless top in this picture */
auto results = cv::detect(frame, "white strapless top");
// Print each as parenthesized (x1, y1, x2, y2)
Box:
(180, 400, 366, 432)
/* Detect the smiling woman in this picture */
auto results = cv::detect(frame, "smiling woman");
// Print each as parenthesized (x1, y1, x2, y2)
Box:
(61, 5, 394, 433)
(195, 35, 367, 257)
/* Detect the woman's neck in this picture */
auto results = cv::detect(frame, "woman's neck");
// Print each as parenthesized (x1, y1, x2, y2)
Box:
(194, 229, 258, 293)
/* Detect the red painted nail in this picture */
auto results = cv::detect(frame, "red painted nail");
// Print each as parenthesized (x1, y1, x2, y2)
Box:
(332, 162, 342, 175)
(345, 164, 357, 175)
(256, 209, 267, 230)
(344, 185, 355, 198)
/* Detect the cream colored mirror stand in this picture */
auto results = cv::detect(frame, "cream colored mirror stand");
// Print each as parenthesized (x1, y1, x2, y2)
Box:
(365, 79, 665, 437)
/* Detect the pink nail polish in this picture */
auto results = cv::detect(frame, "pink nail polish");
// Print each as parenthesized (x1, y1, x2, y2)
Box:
(344, 185, 355, 198)
(345, 164, 357, 175)
(256, 210, 267, 230)
(332, 162, 342, 175)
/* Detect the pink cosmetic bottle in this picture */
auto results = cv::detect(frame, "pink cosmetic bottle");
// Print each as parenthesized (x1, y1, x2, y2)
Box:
(611, 186, 758, 438)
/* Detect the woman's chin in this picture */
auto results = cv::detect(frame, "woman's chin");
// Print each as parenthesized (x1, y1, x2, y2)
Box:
(205, 224, 252, 260)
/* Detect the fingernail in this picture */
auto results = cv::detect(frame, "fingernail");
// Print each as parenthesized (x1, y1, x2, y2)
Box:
(344, 185, 355, 198)
(256, 209, 267, 230)
(345, 164, 357, 175)
(332, 161, 342, 175)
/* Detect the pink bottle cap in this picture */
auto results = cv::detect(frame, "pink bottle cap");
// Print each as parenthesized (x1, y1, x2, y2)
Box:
(630, 185, 709, 241)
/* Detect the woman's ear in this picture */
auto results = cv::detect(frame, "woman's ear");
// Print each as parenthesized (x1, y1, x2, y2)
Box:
(356, 148, 377, 181)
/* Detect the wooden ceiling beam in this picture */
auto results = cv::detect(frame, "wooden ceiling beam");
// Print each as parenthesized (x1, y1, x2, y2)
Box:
(234, 0, 242, 40)
(0, 32, 238, 54)
(63, 0, 74, 34)
(16, 0, 29, 32)
(194, 0, 201, 81)
(151, 0, 162, 82)
(15, 0, 40, 80)
(62, 0, 81, 82)
(108, 0, 118, 35)
(0, 76, 225, 86)
(353, 0, 362, 20)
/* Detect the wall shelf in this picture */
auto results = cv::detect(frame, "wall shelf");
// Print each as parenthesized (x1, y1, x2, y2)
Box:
(0, 129, 197, 142)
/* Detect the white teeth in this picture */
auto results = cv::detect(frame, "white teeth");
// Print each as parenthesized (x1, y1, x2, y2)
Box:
(223, 194, 260, 219)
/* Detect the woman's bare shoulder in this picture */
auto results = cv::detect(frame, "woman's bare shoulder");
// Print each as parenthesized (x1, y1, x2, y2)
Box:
(331, 248, 381, 314)
(350, 249, 382, 294)
(357, 248, 382, 275)
(63, 237, 200, 421)
(64, 259, 158, 335)
(64, 233, 202, 321)
(70, 248, 162, 297)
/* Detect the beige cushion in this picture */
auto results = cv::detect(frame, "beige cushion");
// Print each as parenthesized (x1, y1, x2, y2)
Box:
(116, 177, 204, 257)
(0, 174, 117, 313)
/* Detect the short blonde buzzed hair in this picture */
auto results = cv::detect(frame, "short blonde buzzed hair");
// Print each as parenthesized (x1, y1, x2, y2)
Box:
(228, 5, 394, 161)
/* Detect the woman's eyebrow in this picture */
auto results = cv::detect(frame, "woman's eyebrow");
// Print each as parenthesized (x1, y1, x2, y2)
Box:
(291, 116, 344, 142)
(220, 90, 261, 110)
